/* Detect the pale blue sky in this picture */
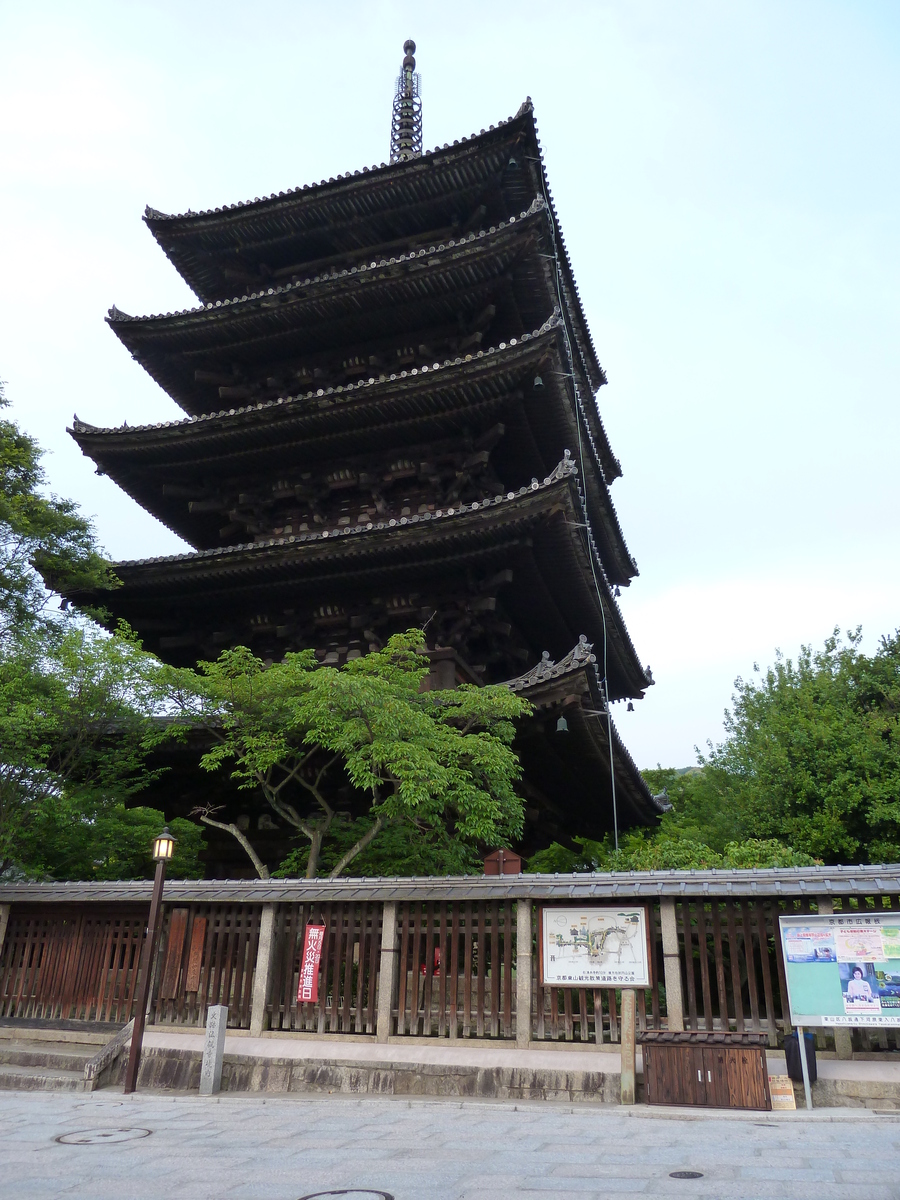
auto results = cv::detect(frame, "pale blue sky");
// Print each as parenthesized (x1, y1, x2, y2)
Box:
(1, 0, 898, 766)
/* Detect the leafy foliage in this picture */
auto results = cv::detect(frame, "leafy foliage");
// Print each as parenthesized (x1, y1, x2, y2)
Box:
(531, 628, 900, 872)
(0, 619, 203, 879)
(274, 816, 482, 879)
(527, 832, 817, 874)
(0, 382, 117, 638)
(697, 629, 900, 864)
(13, 795, 202, 881)
(158, 630, 531, 879)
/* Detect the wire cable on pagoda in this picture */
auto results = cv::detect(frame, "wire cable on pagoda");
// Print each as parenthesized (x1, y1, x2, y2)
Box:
(390, 39, 423, 163)
(532, 159, 621, 850)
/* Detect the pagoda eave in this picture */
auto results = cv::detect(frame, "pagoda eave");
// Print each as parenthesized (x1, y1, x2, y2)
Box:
(145, 107, 536, 301)
(506, 639, 661, 828)
(111, 204, 550, 415)
(71, 327, 636, 582)
(60, 465, 649, 699)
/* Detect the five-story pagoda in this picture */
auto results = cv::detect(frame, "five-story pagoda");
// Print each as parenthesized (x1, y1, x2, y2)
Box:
(64, 43, 665, 869)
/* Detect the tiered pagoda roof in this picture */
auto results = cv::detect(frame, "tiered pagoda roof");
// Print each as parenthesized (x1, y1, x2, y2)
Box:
(60, 67, 660, 852)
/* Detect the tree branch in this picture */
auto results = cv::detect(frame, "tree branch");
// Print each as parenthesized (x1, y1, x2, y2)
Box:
(194, 809, 270, 879)
(328, 814, 387, 879)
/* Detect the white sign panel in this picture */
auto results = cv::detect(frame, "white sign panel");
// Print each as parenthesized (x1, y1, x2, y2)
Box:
(540, 905, 651, 988)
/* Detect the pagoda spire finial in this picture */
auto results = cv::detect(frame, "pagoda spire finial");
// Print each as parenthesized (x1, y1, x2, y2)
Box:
(390, 39, 422, 164)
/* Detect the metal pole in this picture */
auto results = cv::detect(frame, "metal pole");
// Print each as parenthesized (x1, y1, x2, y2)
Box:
(123, 857, 167, 1093)
(796, 1025, 813, 1110)
(604, 679, 619, 852)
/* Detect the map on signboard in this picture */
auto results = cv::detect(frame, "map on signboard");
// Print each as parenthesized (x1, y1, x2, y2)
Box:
(540, 906, 650, 988)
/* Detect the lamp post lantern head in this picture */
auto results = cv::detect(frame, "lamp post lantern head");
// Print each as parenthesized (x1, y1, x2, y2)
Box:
(152, 826, 176, 862)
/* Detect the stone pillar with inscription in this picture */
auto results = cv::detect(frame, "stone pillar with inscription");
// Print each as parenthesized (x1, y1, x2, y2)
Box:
(199, 1005, 228, 1095)
(250, 904, 277, 1037)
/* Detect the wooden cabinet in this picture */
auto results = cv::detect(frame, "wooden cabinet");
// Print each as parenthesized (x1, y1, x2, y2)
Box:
(640, 1032, 771, 1111)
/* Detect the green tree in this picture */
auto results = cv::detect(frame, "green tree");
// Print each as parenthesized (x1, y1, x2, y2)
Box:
(0, 382, 116, 639)
(274, 816, 482, 879)
(0, 620, 202, 879)
(527, 831, 816, 874)
(159, 630, 531, 879)
(699, 628, 900, 864)
(533, 628, 900, 872)
(14, 793, 203, 882)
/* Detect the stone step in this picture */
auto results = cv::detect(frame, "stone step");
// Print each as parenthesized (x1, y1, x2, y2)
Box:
(0, 1063, 84, 1092)
(0, 1041, 96, 1072)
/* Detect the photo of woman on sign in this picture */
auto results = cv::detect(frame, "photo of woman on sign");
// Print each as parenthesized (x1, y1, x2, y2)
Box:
(846, 966, 874, 1003)
(841, 962, 882, 1014)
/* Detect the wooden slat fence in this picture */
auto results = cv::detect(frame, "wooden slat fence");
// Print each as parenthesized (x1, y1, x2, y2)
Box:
(4, 888, 900, 1052)
(267, 901, 382, 1034)
(0, 905, 146, 1023)
(151, 903, 261, 1028)
(394, 899, 517, 1038)
(673, 893, 900, 1051)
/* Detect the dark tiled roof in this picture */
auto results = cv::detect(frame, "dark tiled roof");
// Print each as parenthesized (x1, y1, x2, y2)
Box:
(144, 102, 534, 227)
(505, 637, 661, 817)
(110, 199, 547, 329)
(59, 456, 651, 700)
(504, 634, 597, 691)
(74, 320, 558, 439)
(135, 101, 605, 396)
(71, 323, 636, 584)
(3, 864, 897, 904)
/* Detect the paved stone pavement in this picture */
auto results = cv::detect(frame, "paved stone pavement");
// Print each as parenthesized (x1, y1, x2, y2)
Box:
(1, 1089, 900, 1200)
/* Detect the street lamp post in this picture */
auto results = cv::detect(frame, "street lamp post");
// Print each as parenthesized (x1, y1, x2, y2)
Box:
(123, 826, 176, 1094)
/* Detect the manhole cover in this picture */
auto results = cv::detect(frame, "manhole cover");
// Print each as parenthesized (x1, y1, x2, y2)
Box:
(297, 1193, 394, 1200)
(669, 1171, 704, 1180)
(56, 1128, 152, 1145)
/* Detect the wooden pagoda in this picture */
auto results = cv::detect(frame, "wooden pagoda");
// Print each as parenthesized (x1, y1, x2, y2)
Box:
(63, 45, 665, 871)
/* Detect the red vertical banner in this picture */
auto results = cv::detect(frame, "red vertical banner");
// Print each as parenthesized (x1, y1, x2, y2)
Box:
(297, 923, 326, 1004)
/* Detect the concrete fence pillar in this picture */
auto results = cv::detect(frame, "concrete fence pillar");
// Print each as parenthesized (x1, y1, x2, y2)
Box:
(0, 904, 9, 961)
(376, 901, 398, 1043)
(818, 896, 852, 1059)
(660, 898, 684, 1032)
(516, 899, 533, 1048)
(620, 988, 637, 1104)
(249, 904, 277, 1037)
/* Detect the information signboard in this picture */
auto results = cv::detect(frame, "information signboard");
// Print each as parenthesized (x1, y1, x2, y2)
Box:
(779, 912, 900, 1027)
(539, 904, 652, 988)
